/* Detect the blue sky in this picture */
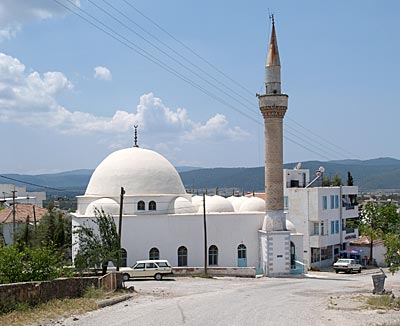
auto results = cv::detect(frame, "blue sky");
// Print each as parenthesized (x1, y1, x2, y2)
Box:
(0, 0, 399, 174)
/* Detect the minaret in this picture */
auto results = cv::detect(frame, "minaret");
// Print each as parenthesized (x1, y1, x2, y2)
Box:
(257, 16, 294, 276)
(258, 15, 288, 231)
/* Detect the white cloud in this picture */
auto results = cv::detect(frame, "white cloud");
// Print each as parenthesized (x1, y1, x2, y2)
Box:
(0, 0, 80, 41)
(0, 53, 249, 149)
(94, 66, 112, 81)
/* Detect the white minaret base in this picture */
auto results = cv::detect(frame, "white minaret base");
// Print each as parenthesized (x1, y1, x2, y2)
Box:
(259, 211, 291, 276)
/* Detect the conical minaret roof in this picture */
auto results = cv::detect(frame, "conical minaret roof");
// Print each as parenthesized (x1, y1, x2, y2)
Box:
(266, 16, 280, 68)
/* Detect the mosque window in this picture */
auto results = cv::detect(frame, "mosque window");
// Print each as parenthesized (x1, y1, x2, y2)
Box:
(208, 245, 218, 266)
(177, 246, 188, 267)
(149, 247, 160, 260)
(120, 248, 127, 267)
(137, 201, 145, 211)
(149, 201, 157, 211)
(237, 244, 247, 259)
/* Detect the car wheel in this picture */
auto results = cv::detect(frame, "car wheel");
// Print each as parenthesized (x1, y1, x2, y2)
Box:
(123, 273, 130, 282)
(335, 270, 339, 274)
(154, 273, 163, 281)
(358, 268, 361, 273)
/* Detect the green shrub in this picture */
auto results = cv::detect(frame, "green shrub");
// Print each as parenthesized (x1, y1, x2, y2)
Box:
(0, 245, 64, 284)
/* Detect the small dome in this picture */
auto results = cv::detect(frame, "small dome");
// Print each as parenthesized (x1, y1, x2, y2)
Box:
(85, 198, 120, 216)
(203, 195, 234, 213)
(191, 195, 206, 211)
(227, 196, 247, 211)
(286, 220, 297, 233)
(239, 197, 265, 212)
(169, 197, 198, 214)
(85, 147, 186, 196)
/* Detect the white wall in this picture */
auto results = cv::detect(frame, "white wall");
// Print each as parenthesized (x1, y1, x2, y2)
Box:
(72, 212, 266, 268)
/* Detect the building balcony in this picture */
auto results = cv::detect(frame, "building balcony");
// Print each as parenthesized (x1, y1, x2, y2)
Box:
(342, 204, 359, 219)
(342, 228, 359, 242)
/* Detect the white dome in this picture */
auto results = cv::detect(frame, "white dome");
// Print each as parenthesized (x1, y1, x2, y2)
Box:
(239, 197, 265, 212)
(85, 198, 120, 216)
(286, 220, 297, 233)
(202, 195, 234, 213)
(169, 197, 198, 214)
(227, 196, 247, 211)
(85, 147, 186, 196)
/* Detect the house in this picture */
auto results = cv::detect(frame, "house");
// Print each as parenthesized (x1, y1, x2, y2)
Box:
(0, 203, 48, 245)
(284, 167, 359, 269)
(349, 236, 387, 267)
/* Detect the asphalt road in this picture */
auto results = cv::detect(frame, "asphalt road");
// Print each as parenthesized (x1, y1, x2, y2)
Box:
(58, 270, 400, 326)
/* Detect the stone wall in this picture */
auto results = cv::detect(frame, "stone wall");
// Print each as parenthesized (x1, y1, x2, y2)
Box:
(0, 277, 98, 307)
(173, 267, 256, 278)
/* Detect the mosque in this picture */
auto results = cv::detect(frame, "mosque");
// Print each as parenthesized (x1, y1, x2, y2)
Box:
(71, 18, 304, 276)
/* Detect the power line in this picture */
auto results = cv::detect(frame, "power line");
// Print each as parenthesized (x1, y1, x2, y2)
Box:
(121, 1, 360, 159)
(122, 0, 255, 97)
(53, 0, 356, 161)
(0, 175, 66, 192)
(55, 0, 261, 125)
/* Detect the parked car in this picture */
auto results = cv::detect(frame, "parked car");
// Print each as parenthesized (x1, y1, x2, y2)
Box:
(333, 259, 362, 273)
(120, 260, 173, 281)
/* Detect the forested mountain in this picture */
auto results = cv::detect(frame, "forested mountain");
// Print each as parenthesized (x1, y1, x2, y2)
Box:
(1, 158, 399, 196)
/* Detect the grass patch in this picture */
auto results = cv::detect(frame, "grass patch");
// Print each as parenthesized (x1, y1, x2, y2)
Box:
(0, 287, 129, 326)
(366, 295, 400, 310)
(0, 297, 98, 326)
(83, 285, 105, 299)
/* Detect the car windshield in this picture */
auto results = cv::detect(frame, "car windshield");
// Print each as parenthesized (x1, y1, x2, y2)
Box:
(336, 259, 351, 264)
(134, 263, 145, 269)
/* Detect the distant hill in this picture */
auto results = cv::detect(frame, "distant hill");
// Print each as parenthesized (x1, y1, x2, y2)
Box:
(1, 158, 400, 196)
(180, 158, 400, 192)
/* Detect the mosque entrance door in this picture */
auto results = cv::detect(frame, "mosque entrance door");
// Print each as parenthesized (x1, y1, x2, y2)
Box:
(237, 244, 247, 267)
(290, 242, 296, 269)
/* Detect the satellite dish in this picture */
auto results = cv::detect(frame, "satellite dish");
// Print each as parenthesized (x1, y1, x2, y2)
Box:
(318, 166, 325, 173)
(295, 162, 302, 170)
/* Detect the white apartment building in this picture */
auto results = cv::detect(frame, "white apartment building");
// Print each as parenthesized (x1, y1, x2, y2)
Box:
(284, 168, 359, 269)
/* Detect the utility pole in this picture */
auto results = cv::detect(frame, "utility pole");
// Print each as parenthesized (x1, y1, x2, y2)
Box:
(203, 193, 208, 275)
(117, 186, 125, 271)
(33, 205, 37, 230)
(12, 190, 17, 243)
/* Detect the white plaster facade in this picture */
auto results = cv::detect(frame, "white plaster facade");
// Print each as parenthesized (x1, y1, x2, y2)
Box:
(284, 168, 359, 268)
(71, 147, 304, 275)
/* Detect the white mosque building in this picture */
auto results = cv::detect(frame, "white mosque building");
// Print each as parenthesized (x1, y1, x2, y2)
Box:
(71, 18, 304, 276)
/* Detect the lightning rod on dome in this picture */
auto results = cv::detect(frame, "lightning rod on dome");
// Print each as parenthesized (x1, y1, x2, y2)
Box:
(133, 125, 139, 148)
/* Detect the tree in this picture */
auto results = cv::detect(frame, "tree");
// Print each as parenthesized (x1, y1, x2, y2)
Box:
(385, 233, 400, 274)
(359, 201, 384, 263)
(347, 171, 354, 186)
(74, 208, 119, 275)
(359, 201, 400, 270)
(332, 173, 343, 186)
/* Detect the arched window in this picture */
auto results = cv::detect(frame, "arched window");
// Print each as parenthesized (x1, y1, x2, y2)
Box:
(149, 201, 157, 211)
(208, 245, 218, 266)
(137, 201, 145, 211)
(237, 244, 246, 259)
(177, 246, 188, 267)
(120, 248, 127, 267)
(149, 247, 160, 260)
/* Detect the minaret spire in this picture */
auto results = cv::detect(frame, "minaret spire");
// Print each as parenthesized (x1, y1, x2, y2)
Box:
(266, 14, 281, 95)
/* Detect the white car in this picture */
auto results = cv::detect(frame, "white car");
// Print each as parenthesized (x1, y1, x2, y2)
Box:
(120, 260, 173, 281)
(333, 259, 362, 274)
